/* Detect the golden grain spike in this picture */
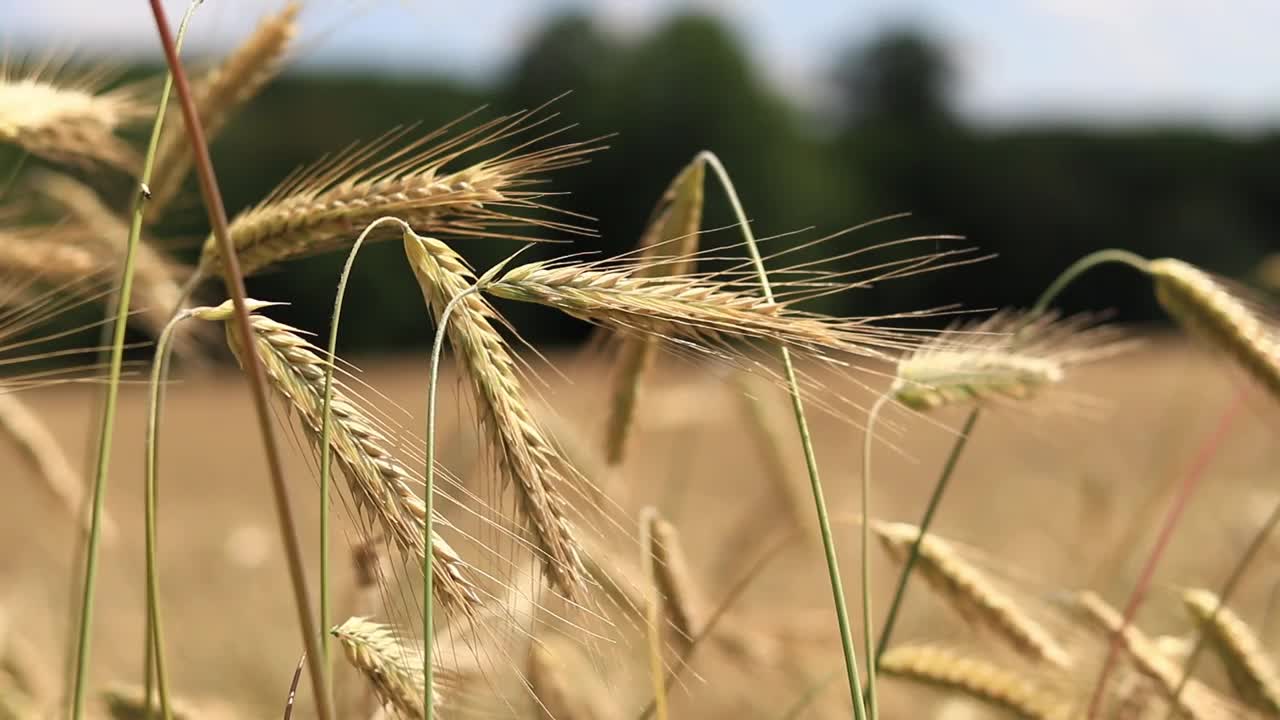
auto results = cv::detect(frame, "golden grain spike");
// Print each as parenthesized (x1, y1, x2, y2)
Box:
(197, 109, 598, 281)
(0, 66, 148, 171)
(403, 232, 586, 598)
(604, 156, 705, 465)
(332, 617, 436, 720)
(1147, 258, 1280, 400)
(892, 311, 1129, 412)
(873, 522, 1072, 669)
(644, 511, 706, 652)
(205, 301, 481, 616)
(880, 644, 1073, 719)
(148, 2, 301, 219)
(1181, 588, 1280, 714)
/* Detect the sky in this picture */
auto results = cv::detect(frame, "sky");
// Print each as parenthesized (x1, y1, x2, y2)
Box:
(4, 0, 1280, 131)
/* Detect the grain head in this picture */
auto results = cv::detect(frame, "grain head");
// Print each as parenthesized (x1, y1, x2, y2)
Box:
(880, 644, 1073, 719)
(333, 617, 436, 720)
(1181, 588, 1280, 714)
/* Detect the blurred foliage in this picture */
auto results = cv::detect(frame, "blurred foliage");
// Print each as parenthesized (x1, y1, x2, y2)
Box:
(26, 12, 1280, 352)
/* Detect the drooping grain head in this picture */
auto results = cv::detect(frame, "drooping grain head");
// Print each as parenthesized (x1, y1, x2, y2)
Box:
(604, 156, 705, 465)
(873, 522, 1072, 669)
(0, 60, 148, 171)
(402, 231, 587, 599)
(148, 3, 301, 220)
(204, 300, 482, 617)
(879, 644, 1074, 719)
(333, 617, 436, 720)
(892, 311, 1130, 412)
(1147, 258, 1280, 402)
(194, 107, 600, 282)
(1181, 588, 1280, 714)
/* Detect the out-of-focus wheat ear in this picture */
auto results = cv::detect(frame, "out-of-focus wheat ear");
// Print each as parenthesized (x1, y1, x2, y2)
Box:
(879, 644, 1074, 719)
(31, 171, 202, 355)
(403, 232, 586, 599)
(101, 684, 201, 720)
(332, 617, 436, 720)
(604, 156, 704, 465)
(147, 3, 300, 220)
(0, 392, 115, 543)
(206, 301, 482, 617)
(0, 64, 149, 172)
(527, 637, 614, 720)
(644, 511, 706, 654)
(1181, 588, 1280, 714)
(1147, 258, 1280, 401)
(891, 311, 1132, 412)
(1071, 591, 1236, 720)
(873, 522, 1072, 670)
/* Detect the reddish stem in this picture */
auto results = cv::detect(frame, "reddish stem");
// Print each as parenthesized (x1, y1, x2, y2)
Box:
(1085, 390, 1245, 718)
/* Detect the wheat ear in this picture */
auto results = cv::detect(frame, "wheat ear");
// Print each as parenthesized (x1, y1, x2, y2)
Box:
(1180, 588, 1280, 714)
(148, 3, 300, 219)
(644, 511, 706, 653)
(195, 108, 598, 281)
(604, 156, 705, 465)
(403, 232, 586, 598)
(880, 644, 1073, 719)
(1147, 258, 1280, 400)
(0, 61, 148, 171)
(208, 302, 481, 615)
(332, 617, 437, 720)
(0, 392, 114, 542)
(874, 522, 1072, 669)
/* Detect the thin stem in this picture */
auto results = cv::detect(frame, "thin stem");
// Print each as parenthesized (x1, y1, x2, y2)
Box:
(424, 283, 483, 720)
(143, 310, 194, 720)
(697, 150, 868, 720)
(144, 5, 333, 720)
(860, 393, 890, 720)
(639, 507, 669, 720)
(778, 670, 839, 720)
(874, 407, 980, 668)
(1030, 248, 1149, 316)
(320, 216, 408, 696)
(69, 5, 198, 717)
(1163, 438, 1277, 719)
(1083, 393, 1242, 719)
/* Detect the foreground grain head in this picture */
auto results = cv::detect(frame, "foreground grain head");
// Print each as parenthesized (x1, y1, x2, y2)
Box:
(403, 231, 588, 599)
(195, 106, 600, 282)
(333, 617, 437, 720)
(0, 56, 149, 171)
(202, 300, 482, 617)
(1180, 588, 1280, 714)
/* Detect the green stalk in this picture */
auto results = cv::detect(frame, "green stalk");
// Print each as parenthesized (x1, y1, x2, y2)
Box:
(423, 283, 483, 720)
(142, 310, 195, 720)
(69, 5, 198, 717)
(639, 507, 669, 720)
(696, 150, 868, 720)
(320, 216, 407, 700)
(859, 393, 891, 719)
(778, 670, 839, 720)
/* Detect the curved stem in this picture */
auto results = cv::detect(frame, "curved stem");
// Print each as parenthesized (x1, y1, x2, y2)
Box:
(424, 284, 482, 720)
(697, 150, 868, 720)
(874, 407, 980, 668)
(143, 310, 194, 720)
(860, 393, 890, 720)
(1164, 471, 1280, 718)
(1030, 248, 1149, 317)
(639, 507, 669, 720)
(70, 5, 198, 717)
(320, 216, 408, 689)
(145, 5, 333, 720)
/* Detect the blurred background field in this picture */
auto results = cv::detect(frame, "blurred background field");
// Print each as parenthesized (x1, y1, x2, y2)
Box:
(3, 1, 1280, 718)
